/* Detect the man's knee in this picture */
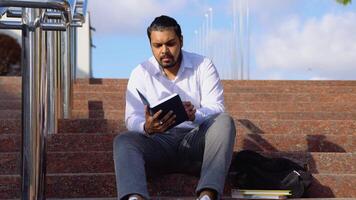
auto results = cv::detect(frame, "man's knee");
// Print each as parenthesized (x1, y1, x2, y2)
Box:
(214, 113, 236, 139)
(203, 113, 236, 148)
(113, 132, 142, 153)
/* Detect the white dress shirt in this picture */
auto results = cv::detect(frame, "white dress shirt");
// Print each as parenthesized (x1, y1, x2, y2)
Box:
(125, 50, 225, 133)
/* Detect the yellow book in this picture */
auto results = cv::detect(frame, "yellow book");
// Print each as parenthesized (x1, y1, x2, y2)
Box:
(231, 189, 292, 199)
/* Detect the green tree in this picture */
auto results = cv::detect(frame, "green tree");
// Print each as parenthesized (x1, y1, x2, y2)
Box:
(336, 0, 352, 5)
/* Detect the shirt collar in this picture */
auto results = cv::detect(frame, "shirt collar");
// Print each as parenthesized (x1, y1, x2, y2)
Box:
(150, 50, 193, 76)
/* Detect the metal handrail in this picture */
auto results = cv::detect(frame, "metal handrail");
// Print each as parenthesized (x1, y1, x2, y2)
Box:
(0, 20, 22, 29)
(0, 7, 6, 16)
(0, 1, 86, 29)
(76, 0, 87, 19)
(44, 10, 63, 19)
(71, 0, 86, 26)
(0, 0, 75, 23)
(6, 7, 23, 18)
(0, 6, 23, 30)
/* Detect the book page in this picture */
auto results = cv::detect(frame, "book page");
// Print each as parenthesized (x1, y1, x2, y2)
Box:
(136, 89, 150, 106)
(151, 93, 178, 108)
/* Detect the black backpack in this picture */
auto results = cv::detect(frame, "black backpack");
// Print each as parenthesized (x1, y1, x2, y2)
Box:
(231, 150, 313, 198)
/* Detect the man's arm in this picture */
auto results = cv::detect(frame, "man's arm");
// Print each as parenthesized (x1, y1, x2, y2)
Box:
(194, 59, 225, 124)
(125, 67, 146, 133)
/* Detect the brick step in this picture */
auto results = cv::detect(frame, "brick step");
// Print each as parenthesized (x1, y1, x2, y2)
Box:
(2, 119, 356, 135)
(3, 92, 356, 103)
(70, 101, 356, 112)
(0, 173, 355, 198)
(0, 85, 22, 96)
(224, 86, 356, 94)
(67, 101, 356, 113)
(72, 84, 356, 94)
(224, 93, 356, 103)
(1, 151, 354, 175)
(69, 110, 356, 120)
(3, 100, 356, 113)
(5, 110, 356, 120)
(226, 102, 356, 113)
(4, 85, 356, 98)
(42, 198, 271, 200)
(221, 80, 356, 87)
(37, 198, 356, 200)
(3, 78, 356, 88)
(0, 110, 21, 119)
(0, 119, 21, 134)
(0, 77, 21, 85)
(73, 79, 356, 87)
(2, 133, 354, 153)
(231, 112, 356, 120)
(74, 92, 356, 103)
(57, 118, 356, 135)
(0, 100, 21, 110)
(0, 92, 21, 100)
(74, 78, 128, 85)
(70, 93, 356, 103)
(0, 119, 126, 134)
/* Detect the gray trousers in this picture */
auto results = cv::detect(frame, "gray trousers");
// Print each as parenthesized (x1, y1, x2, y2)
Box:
(113, 113, 236, 200)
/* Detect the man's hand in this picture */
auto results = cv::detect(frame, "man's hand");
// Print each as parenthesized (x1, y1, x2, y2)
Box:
(183, 101, 196, 121)
(143, 105, 176, 135)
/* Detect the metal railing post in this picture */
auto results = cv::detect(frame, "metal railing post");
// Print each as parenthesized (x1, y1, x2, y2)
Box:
(46, 19, 58, 135)
(71, 26, 77, 80)
(56, 30, 64, 120)
(61, 26, 72, 118)
(21, 7, 47, 199)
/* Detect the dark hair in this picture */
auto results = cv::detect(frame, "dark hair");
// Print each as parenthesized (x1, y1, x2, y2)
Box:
(147, 15, 182, 41)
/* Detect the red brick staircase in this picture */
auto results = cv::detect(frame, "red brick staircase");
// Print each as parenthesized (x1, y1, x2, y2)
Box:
(0, 77, 355, 199)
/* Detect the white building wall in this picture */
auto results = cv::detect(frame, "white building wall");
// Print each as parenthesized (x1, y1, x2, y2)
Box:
(76, 12, 92, 78)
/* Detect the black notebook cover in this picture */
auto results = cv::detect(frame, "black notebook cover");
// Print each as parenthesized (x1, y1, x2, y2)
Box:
(136, 89, 189, 130)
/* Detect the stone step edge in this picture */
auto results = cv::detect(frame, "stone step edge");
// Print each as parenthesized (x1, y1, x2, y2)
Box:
(4, 198, 353, 200)
(44, 198, 356, 200)
(2, 151, 354, 175)
(3, 151, 354, 154)
(43, 198, 356, 200)
(5, 100, 356, 104)
(4, 108, 356, 113)
(2, 151, 353, 154)
(2, 173, 355, 177)
(3, 77, 356, 85)
(2, 132, 356, 137)
(3, 132, 355, 136)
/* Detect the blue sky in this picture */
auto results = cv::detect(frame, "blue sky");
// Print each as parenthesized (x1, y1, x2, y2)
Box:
(88, 0, 356, 80)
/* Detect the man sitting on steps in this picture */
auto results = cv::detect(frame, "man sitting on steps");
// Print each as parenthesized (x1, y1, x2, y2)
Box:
(113, 15, 236, 200)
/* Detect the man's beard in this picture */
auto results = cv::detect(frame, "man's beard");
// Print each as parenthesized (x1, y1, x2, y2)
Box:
(158, 51, 182, 69)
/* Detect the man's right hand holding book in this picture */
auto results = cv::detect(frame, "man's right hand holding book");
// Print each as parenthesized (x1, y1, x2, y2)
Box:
(143, 101, 196, 135)
(143, 105, 176, 135)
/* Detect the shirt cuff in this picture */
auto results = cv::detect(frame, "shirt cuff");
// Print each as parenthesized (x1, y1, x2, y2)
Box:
(139, 121, 146, 134)
(194, 110, 204, 124)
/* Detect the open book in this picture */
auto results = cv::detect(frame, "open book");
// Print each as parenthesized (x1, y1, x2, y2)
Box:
(231, 189, 291, 199)
(136, 89, 189, 130)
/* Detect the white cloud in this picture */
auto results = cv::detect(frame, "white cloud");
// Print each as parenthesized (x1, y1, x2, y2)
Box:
(248, 0, 299, 14)
(244, 0, 299, 28)
(255, 12, 356, 80)
(88, 0, 188, 35)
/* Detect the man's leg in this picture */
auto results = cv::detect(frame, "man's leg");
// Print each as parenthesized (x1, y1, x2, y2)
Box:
(113, 131, 179, 200)
(178, 113, 236, 199)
